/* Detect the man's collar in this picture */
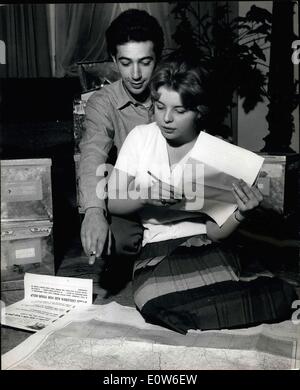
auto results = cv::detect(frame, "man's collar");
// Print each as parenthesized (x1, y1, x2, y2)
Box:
(116, 80, 152, 110)
(116, 80, 133, 109)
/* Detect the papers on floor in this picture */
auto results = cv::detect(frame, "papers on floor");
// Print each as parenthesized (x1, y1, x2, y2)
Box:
(1, 273, 92, 332)
(172, 132, 264, 226)
(2, 302, 299, 370)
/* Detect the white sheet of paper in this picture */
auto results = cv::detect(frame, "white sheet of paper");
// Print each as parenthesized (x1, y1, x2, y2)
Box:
(1, 273, 93, 332)
(178, 133, 265, 225)
(190, 132, 264, 185)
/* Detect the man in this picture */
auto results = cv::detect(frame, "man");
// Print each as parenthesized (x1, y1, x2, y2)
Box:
(79, 9, 164, 293)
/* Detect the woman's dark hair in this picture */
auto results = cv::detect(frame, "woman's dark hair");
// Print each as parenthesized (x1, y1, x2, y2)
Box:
(106, 9, 164, 59)
(150, 59, 210, 129)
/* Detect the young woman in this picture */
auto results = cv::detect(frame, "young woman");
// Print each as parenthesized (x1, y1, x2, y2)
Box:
(107, 60, 296, 334)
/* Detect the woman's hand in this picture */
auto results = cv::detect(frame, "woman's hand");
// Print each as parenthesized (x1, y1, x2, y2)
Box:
(232, 179, 263, 220)
(207, 179, 263, 242)
(142, 179, 183, 208)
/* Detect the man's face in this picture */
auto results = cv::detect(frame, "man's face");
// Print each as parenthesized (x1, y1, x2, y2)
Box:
(114, 41, 156, 99)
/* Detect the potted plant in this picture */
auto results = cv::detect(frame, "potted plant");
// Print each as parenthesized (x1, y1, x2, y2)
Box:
(167, 1, 299, 150)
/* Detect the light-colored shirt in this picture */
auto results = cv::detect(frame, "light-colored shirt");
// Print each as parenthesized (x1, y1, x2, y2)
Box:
(113, 122, 208, 246)
(79, 79, 153, 211)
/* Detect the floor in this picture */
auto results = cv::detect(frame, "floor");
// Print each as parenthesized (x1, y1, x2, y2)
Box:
(1, 280, 134, 356)
(2, 220, 300, 357)
(1, 231, 135, 356)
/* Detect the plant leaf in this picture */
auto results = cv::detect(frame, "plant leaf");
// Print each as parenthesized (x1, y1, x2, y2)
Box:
(250, 42, 266, 61)
(245, 5, 272, 24)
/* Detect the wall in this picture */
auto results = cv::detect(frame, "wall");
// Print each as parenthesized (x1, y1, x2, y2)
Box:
(46, 2, 177, 78)
(238, 1, 299, 153)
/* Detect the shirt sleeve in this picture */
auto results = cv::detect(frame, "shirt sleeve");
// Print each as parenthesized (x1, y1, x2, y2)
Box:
(114, 126, 142, 177)
(78, 92, 114, 212)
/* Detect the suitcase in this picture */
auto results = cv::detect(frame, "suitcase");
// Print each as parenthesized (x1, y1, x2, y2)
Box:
(1, 220, 54, 291)
(257, 153, 300, 216)
(1, 158, 53, 222)
(1, 158, 54, 291)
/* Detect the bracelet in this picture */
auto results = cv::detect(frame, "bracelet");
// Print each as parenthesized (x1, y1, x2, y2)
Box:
(234, 210, 246, 223)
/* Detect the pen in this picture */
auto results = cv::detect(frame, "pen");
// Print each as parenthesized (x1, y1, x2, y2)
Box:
(147, 170, 184, 199)
(147, 170, 161, 182)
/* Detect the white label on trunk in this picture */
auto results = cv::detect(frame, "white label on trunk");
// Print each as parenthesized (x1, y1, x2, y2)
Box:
(15, 247, 36, 259)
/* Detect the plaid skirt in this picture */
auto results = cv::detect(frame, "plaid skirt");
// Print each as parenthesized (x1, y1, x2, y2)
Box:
(132, 238, 296, 334)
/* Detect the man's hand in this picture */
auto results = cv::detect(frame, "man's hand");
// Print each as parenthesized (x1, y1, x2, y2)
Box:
(80, 208, 112, 265)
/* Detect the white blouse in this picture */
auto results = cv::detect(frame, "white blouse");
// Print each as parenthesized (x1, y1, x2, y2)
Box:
(113, 122, 208, 246)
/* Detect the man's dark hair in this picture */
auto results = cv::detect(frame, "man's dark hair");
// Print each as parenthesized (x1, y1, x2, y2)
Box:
(106, 9, 164, 59)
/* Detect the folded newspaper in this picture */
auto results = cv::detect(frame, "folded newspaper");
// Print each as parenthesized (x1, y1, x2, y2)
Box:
(170, 132, 264, 226)
(1, 273, 93, 332)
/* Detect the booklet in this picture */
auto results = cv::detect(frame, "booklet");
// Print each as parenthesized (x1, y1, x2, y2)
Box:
(1, 273, 93, 332)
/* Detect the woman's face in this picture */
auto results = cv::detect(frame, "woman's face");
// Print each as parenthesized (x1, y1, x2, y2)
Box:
(154, 86, 198, 145)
